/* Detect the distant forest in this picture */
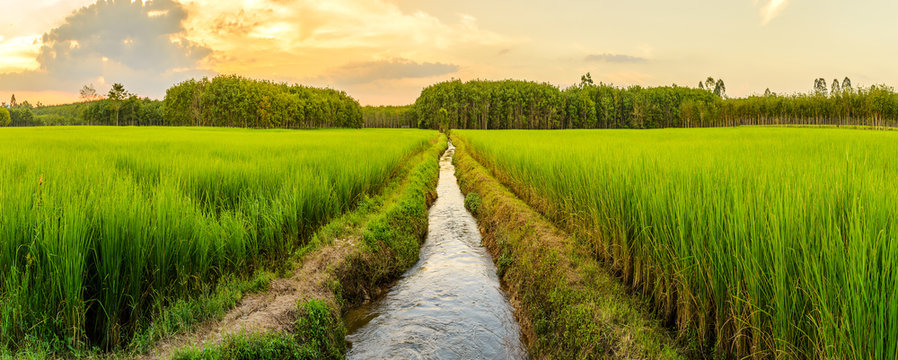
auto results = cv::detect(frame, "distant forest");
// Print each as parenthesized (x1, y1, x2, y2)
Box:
(413, 75, 898, 130)
(362, 105, 417, 128)
(164, 75, 362, 128)
(3, 76, 362, 128)
(3, 75, 897, 129)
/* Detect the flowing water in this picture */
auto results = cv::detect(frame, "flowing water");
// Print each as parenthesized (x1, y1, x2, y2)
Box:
(344, 142, 526, 359)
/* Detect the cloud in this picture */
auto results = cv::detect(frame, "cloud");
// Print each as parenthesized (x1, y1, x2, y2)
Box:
(0, 0, 211, 98)
(0, 35, 41, 72)
(3, 0, 517, 104)
(755, 0, 789, 25)
(584, 53, 648, 63)
(323, 58, 459, 85)
(178, 0, 515, 79)
(169, 0, 518, 104)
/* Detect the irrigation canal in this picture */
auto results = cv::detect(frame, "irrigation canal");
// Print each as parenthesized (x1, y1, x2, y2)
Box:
(344, 141, 526, 359)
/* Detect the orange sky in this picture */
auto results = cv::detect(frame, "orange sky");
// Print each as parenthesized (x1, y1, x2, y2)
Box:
(2, 0, 898, 106)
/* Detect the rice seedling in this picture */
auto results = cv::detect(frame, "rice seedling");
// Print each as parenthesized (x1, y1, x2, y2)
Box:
(456, 127, 898, 359)
(0, 126, 435, 352)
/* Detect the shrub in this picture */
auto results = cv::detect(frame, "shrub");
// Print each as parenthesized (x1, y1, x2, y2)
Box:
(464, 192, 481, 216)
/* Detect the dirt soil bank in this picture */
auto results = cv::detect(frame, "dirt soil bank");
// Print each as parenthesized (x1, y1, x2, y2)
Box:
(141, 137, 446, 359)
(452, 136, 689, 359)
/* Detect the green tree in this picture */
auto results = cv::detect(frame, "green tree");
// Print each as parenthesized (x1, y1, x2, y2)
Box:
(814, 78, 828, 96)
(9, 107, 34, 126)
(163, 75, 362, 129)
(705, 77, 716, 91)
(438, 107, 450, 135)
(714, 79, 726, 98)
(831, 79, 841, 95)
(0, 107, 10, 126)
(842, 77, 853, 92)
(107, 83, 129, 126)
(580, 72, 595, 88)
(10, 94, 16, 107)
(80, 84, 98, 102)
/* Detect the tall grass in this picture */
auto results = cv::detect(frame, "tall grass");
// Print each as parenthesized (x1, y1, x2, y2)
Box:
(0, 126, 435, 352)
(457, 127, 898, 359)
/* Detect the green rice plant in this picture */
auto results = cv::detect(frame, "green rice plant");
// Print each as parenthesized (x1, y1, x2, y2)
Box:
(456, 127, 898, 360)
(172, 299, 344, 360)
(0, 126, 435, 353)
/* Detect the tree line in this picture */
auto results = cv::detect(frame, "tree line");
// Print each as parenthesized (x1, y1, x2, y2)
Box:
(721, 80, 898, 128)
(1, 94, 37, 126)
(4, 85, 170, 127)
(28, 99, 165, 126)
(412, 75, 898, 130)
(6, 74, 897, 129)
(413, 76, 724, 130)
(3, 76, 363, 128)
(163, 75, 362, 128)
(362, 105, 417, 128)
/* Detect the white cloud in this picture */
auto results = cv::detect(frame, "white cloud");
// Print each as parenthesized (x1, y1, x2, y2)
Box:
(755, 0, 790, 25)
(0, 0, 211, 98)
(2, 0, 520, 104)
(322, 58, 459, 85)
(0, 36, 41, 72)
(178, 0, 516, 78)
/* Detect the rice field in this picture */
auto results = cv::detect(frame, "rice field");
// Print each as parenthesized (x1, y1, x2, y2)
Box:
(456, 127, 898, 359)
(0, 127, 435, 351)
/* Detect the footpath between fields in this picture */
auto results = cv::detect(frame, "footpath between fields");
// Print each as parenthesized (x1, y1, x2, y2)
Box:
(134, 136, 446, 360)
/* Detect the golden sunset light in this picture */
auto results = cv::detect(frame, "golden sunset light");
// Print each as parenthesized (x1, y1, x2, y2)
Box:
(3, 1, 898, 359)
(4, 0, 898, 106)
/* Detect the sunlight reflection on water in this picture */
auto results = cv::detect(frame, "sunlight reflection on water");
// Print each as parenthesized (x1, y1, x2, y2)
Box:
(345, 142, 526, 360)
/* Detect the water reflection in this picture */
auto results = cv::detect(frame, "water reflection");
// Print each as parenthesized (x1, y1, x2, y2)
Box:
(345, 142, 525, 359)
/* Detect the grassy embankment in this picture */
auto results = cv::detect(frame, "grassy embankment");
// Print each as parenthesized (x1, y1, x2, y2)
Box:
(452, 137, 686, 359)
(0, 127, 438, 357)
(169, 135, 446, 359)
(455, 128, 898, 360)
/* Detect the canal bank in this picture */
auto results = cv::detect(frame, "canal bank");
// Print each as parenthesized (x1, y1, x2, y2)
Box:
(345, 142, 525, 359)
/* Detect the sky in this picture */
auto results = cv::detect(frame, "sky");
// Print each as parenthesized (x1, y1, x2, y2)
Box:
(1, 0, 897, 106)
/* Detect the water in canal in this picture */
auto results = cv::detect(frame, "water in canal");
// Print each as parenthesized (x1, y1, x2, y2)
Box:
(344, 142, 525, 359)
